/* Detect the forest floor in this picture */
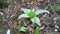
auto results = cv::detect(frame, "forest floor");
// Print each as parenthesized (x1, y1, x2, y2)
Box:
(0, 0, 60, 34)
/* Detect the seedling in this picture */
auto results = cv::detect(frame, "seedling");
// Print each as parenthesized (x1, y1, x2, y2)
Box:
(18, 8, 49, 26)
(18, 8, 49, 33)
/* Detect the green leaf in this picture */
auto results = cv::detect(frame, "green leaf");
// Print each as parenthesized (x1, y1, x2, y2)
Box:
(20, 27, 28, 32)
(35, 17, 41, 26)
(31, 17, 35, 23)
(34, 27, 40, 34)
(18, 14, 29, 19)
(31, 17, 41, 26)
(21, 8, 31, 14)
(35, 9, 50, 15)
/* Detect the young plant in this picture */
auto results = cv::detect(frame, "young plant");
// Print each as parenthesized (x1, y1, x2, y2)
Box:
(19, 26, 28, 32)
(18, 8, 50, 26)
(18, 21, 29, 32)
(34, 27, 40, 34)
